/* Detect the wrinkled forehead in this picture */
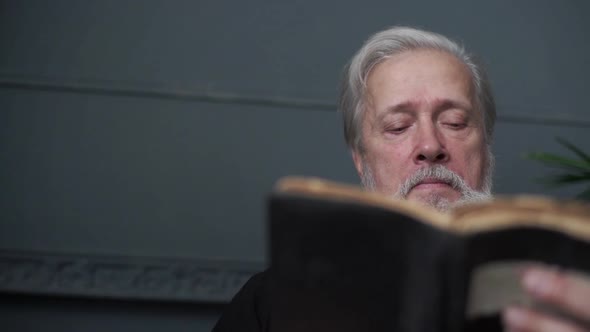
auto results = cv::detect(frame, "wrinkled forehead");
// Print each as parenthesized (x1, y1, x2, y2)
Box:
(362, 49, 481, 121)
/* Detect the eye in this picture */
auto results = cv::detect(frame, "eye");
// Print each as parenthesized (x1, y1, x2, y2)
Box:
(382, 114, 413, 136)
(439, 109, 470, 131)
(443, 122, 467, 130)
(385, 126, 409, 134)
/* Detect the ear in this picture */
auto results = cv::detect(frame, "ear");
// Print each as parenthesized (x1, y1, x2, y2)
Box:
(351, 149, 364, 178)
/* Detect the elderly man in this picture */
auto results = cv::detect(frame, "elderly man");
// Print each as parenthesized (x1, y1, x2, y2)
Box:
(341, 27, 494, 212)
(214, 26, 590, 332)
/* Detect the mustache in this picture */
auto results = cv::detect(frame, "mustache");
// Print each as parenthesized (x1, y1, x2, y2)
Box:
(397, 165, 471, 198)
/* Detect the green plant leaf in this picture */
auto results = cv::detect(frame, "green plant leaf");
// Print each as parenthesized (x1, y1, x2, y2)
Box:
(527, 137, 590, 199)
(526, 152, 590, 172)
(556, 137, 590, 163)
(540, 173, 590, 186)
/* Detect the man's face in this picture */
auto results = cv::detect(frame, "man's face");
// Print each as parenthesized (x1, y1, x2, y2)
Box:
(352, 49, 489, 208)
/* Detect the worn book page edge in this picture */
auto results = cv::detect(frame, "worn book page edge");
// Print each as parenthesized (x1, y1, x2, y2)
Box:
(467, 261, 590, 328)
(274, 176, 590, 242)
(274, 176, 451, 229)
(451, 197, 590, 241)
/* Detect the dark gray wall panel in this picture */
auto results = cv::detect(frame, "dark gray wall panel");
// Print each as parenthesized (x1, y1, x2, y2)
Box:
(2, 1, 589, 122)
(0, 294, 221, 332)
(0, 88, 355, 262)
(1, 87, 588, 266)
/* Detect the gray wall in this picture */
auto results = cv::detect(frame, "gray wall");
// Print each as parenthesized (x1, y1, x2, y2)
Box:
(1, 1, 590, 331)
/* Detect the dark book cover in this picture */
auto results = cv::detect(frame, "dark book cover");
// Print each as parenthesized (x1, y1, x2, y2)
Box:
(268, 177, 590, 332)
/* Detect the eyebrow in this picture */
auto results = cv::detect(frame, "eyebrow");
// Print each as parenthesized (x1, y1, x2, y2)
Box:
(434, 99, 472, 112)
(379, 98, 472, 120)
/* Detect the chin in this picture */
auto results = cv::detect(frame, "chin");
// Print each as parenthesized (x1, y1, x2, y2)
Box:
(418, 194, 455, 212)
(408, 188, 461, 203)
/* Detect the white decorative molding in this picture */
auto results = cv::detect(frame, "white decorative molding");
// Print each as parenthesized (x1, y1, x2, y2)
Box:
(0, 250, 264, 303)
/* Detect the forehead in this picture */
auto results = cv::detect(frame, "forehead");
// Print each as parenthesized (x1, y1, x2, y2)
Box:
(365, 49, 475, 111)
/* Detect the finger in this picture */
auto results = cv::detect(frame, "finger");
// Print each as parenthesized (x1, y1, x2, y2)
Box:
(522, 267, 590, 319)
(502, 306, 587, 332)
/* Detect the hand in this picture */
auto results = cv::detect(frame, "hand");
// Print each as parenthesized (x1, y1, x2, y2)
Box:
(502, 266, 590, 332)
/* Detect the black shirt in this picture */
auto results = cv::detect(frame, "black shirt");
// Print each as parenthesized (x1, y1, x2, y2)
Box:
(212, 272, 270, 332)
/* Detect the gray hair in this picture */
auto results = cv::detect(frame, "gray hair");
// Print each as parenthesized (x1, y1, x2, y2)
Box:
(339, 26, 496, 153)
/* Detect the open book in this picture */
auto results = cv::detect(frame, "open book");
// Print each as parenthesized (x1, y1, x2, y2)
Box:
(268, 177, 590, 332)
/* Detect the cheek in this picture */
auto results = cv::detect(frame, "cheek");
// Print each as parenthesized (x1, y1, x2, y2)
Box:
(368, 143, 412, 184)
(457, 145, 487, 186)
(371, 142, 407, 169)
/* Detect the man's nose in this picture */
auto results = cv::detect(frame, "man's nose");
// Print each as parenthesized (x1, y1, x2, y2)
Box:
(414, 125, 448, 163)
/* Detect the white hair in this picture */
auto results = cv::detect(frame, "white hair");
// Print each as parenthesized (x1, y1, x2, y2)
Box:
(339, 26, 496, 154)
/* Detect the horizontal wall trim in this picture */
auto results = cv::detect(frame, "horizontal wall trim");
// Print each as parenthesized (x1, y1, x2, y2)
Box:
(0, 249, 264, 304)
(1, 76, 590, 128)
(0, 77, 335, 111)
